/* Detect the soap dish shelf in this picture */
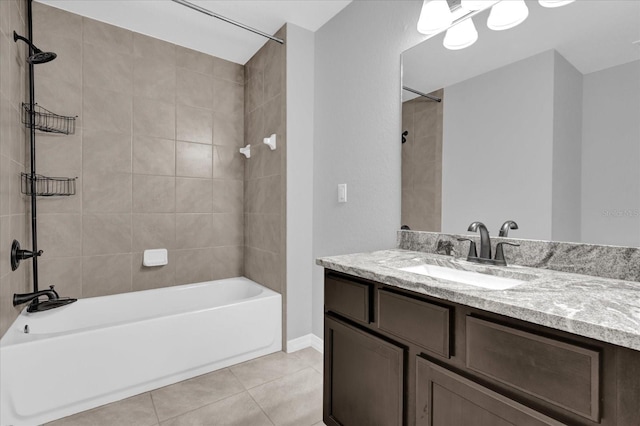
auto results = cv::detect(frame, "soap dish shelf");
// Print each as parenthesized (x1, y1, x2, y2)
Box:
(22, 103, 76, 135)
(21, 173, 77, 197)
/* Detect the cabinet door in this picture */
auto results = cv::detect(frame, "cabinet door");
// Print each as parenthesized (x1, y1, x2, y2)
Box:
(416, 357, 565, 426)
(324, 316, 404, 426)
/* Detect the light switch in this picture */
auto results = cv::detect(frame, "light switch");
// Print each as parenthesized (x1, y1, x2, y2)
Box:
(338, 184, 347, 203)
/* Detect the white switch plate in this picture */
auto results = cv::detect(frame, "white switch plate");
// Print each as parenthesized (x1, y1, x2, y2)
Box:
(338, 184, 347, 203)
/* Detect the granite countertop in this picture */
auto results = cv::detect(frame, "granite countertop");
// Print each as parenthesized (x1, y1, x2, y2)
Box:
(316, 249, 640, 351)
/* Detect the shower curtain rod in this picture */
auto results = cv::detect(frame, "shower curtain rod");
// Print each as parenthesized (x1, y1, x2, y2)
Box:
(402, 86, 442, 102)
(171, 0, 285, 45)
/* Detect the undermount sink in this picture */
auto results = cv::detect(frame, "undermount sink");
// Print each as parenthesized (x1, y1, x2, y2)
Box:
(399, 264, 530, 290)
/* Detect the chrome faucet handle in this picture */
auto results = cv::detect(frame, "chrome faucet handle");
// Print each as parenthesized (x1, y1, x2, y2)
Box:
(457, 238, 477, 259)
(494, 242, 520, 265)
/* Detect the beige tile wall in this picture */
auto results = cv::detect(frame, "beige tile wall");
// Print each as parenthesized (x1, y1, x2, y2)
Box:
(243, 27, 287, 298)
(0, 4, 288, 338)
(401, 89, 444, 232)
(0, 0, 30, 336)
(25, 3, 246, 299)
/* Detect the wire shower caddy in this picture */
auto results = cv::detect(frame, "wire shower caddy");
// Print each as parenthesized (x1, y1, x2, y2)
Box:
(21, 173, 76, 197)
(22, 102, 76, 134)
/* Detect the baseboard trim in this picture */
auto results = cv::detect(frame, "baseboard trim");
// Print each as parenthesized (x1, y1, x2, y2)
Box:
(310, 334, 324, 353)
(287, 333, 324, 354)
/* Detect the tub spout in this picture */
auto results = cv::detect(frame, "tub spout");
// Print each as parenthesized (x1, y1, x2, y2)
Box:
(13, 285, 76, 312)
(13, 285, 59, 306)
(27, 298, 77, 312)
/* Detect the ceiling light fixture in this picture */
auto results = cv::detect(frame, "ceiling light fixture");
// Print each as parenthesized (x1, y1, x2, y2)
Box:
(443, 17, 479, 50)
(417, 0, 453, 35)
(538, 0, 575, 8)
(419, 0, 561, 51)
(487, 0, 529, 31)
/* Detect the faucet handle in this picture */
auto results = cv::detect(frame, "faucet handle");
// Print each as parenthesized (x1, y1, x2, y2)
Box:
(457, 238, 478, 259)
(49, 285, 59, 298)
(494, 242, 520, 265)
(496, 242, 520, 248)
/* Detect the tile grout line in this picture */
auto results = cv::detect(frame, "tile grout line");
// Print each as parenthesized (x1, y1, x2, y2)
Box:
(246, 390, 276, 426)
(153, 379, 247, 424)
(242, 366, 317, 393)
(149, 391, 161, 425)
(226, 365, 247, 390)
(228, 354, 310, 391)
(244, 365, 323, 426)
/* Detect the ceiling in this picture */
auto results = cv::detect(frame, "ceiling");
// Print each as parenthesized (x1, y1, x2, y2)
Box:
(403, 0, 640, 99)
(35, 0, 351, 64)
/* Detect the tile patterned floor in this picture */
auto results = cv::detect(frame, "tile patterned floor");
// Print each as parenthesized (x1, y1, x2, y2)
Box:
(47, 348, 325, 426)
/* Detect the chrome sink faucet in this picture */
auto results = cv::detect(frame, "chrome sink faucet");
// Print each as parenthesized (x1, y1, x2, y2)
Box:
(468, 221, 492, 260)
(462, 221, 521, 266)
(495, 220, 520, 266)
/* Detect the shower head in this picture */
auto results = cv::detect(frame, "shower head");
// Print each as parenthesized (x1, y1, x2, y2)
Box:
(27, 50, 57, 64)
(13, 31, 57, 64)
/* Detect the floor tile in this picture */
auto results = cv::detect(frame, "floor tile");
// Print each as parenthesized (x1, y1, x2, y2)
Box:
(249, 368, 323, 426)
(291, 347, 323, 374)
(46, 393, 158, 426)
(229, 351, 309, 389)
(160, 392, 273, 426)
(151, 369, 244, 421)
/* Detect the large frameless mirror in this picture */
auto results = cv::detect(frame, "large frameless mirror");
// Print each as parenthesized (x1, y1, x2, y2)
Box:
(401, 0, 640, 246)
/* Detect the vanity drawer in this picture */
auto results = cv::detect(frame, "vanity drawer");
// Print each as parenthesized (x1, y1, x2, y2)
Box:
(378, 289, 451, 358)
(325, 273, 372, 323)
(466, 317, 600, 422)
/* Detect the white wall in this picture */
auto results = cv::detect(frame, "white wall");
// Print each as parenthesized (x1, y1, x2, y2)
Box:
(582, 60, 640, 247)
(286, 24, 315, 342)
(441, 51, 555, 240)
(551, 52, 583, 242)
(312, 1, 425, 337)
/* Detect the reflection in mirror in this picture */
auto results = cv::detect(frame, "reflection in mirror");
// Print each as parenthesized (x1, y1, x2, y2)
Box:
(401, 89, 444, 232)
(401, 0, 640, 246)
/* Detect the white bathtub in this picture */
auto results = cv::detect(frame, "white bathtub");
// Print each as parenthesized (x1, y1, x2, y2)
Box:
(0, 277, 282, 426)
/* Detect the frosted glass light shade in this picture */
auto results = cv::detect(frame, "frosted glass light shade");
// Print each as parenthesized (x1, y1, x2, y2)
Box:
(443, 18, 478, 50)
(487, 0, 529, 31)
(417, 0, 453, 35)
(538, 0, 575, 7)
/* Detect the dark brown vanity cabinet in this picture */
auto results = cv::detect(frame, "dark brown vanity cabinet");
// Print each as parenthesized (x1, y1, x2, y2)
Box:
(323, 270, 640, 426)
(324, 316, 404, 426)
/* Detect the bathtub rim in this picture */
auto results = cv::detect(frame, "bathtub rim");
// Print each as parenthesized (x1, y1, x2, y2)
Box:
(0, 276, 279, 347)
